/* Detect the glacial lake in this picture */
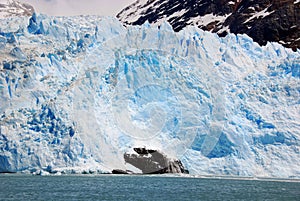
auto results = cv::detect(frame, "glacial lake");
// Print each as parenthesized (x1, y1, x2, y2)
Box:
(0, 174, 299, 200)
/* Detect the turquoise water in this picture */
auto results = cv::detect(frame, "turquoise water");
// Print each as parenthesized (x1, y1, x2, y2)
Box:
(0, 175, 299, 201)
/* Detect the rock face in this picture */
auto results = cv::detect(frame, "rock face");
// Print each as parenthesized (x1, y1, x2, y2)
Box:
(123, 148, 189, 174)
(0, 0, 34, 18)
(117, 0, 300, 50)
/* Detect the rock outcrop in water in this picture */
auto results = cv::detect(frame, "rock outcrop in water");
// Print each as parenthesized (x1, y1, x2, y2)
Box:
(112, 148, 189, 174)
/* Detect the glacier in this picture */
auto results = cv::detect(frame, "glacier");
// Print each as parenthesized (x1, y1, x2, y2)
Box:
(0, 13, 299, 178)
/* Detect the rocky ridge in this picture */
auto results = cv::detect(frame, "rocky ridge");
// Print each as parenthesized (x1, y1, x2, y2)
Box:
(117, 0, 300, 50)
(0, 0, 34, 18)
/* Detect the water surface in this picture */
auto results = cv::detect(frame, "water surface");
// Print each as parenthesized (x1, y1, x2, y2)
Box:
(0, 174, 299, 200)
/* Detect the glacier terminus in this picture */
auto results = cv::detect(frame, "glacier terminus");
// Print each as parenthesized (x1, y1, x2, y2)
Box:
(0, 13, 299, 178)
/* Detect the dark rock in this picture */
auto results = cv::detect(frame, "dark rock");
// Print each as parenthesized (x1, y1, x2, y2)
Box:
(112, 169, 129, 174)
(133, 147, 156, 155)
(123, 148, 189, 174)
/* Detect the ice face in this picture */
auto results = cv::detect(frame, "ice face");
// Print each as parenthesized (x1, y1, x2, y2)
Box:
(0, 14, 299, 178)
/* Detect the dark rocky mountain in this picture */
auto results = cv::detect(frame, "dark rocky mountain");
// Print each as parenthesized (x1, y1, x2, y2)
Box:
(117, 0, 300, 50)
(0, 0, 34, 18)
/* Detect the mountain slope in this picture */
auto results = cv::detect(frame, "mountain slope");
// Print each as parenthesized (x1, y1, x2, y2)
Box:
(0, 0, 34, 18)
(117, 0, 300, 50)
(0, 14, 299, 177)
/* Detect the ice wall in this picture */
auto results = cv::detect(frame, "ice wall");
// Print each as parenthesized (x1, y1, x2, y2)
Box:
(0, 14, 299, 178)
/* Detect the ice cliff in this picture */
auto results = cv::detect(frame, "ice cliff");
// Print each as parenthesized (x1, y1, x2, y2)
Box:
(0, 13, 299, 178)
